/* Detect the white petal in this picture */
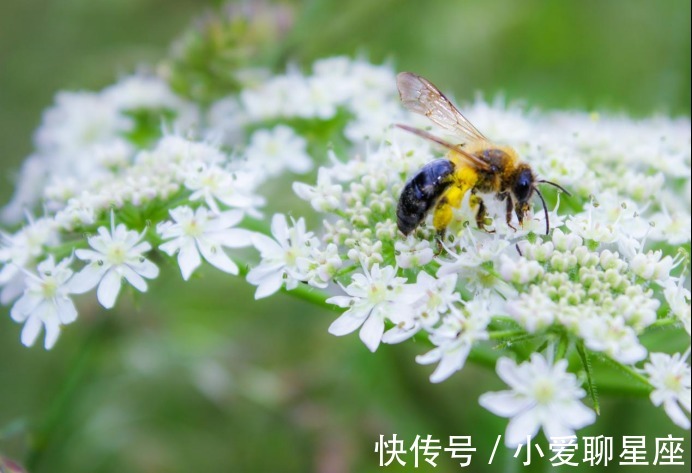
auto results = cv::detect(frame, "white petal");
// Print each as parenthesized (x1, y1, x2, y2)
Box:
(359, 311, 385, 352)
(97, 270, 122, 309)
(43, 318, 61, 350)
(382, 325, 418, 344)
(210, 210, 243, 230)
(324, 296, 353, 308)
(75, 248, 103, 262)
(542, 412, 575, 441)
(69, 264, 107, 294)
(416, 348, 442, 366)
(251, 233, 282, 258)
(562, 401, 596, 430)
(56, 296, 78, 324)
(246, 262, 284, 285)
(479, 391, 532, 418)
(429, 345, 471, 383)
(495, 357, 523, 389)
(21, 316, 42, 347)
(198, 240, 238, 275)
(252, 271, 284, 299)
(270, 214, 289, 245)
(159, 238, 183, 256)
(664, 399, 691, 429)
(178, 241, 201, 280)
(328, 311, 366, 336)
(132, 258, 159, 279)
(11, 293, 42, 322)
(121, 266, 148, 292)
(210, 229, 255, 248)
(504, 409, 541, 447)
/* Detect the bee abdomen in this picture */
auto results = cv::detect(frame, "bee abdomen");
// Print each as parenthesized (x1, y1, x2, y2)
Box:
(397, 159, 455, 235)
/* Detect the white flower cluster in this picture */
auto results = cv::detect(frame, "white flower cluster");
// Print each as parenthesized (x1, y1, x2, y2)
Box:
(2, 54, 690, 443)
(0, 57, 402, 350)
(236, 56, 400, 142)
(253, 63, 690, 440)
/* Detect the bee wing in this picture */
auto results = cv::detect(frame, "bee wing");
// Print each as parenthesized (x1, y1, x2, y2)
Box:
(395, 124, 492, 172)
(397, 72, 487, 143)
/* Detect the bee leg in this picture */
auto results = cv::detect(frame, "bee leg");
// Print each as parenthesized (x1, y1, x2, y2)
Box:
(505, 195, 517, 231)
(435, 229, 446, 255)
(472, 196, 495, 233)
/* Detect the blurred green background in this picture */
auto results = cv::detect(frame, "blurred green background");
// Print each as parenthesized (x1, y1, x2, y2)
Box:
(0, 1, 690, 472)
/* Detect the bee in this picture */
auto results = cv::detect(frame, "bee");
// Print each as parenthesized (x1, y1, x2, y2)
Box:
(395, 72, 569, 239)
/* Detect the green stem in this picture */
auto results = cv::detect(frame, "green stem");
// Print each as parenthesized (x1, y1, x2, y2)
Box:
(24, 319, 111, 470)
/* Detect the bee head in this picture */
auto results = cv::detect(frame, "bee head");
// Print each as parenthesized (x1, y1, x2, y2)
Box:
(511, 166, 535, 228)
(512, 166, 535, 205)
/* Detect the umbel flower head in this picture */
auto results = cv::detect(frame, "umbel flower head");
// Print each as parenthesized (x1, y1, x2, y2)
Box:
(0, 54, 690, 445)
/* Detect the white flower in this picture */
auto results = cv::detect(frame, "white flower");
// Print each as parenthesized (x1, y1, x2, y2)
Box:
(644, 351, 691, 429)
(437, 233, 510, 276)
(479, 353, 596, 447)
(629, 249, 677, 284)
(394, 237, 434, 269)
(0, 217, 59, 303)
(499, 254, 544, 285)
(34, 90, 131, 155)
(70, 216, 159, 309)
(415, 299, 490, 382)
(327, 263, 418, 352)
(664, 279, 691, 335)
(507, 286, 558, 333)
(245, 125, 312, 177)
(157, 206, 254, 280)
(383, 272, 461, 344)
(184, 164, 265, 217)
(10, 256, 78, 349)
(246, 214, 315, 299)
(293, 168, 343, 212)
(102, 74, 191, 113)
(579, 315, 647, 364)
(296, 243, 343, 289)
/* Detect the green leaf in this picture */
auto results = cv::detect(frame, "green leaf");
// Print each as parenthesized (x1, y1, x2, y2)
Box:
(576, 341, 600, 415)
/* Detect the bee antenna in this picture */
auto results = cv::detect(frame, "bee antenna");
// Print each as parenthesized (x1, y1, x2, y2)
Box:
(534, 187, 550, 235)
(538, 179, 572, 196)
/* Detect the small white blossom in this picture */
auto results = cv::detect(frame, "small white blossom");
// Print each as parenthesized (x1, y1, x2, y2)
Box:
(394, 237, 434, 269)
(293, 168, 343, 212)
(644, 351, 691, 429)
(507, 286, 557, 333)
(415, 299, 490, 382)
(383, 272, 461, 344)
(296, 243, 343, 288)
(437, 233, 510, 284)
(245, 125, 312, 177)
(247, 214, 315, 299)
(479, 353, 596, 447)
(157, 206, 254, 280)
(327, 263, 418, 352)
(70, 216, 159, 309)
(579, 315, 647, 365)
(0, 217, 59, 303)
(499, 254, 544, 284)
(629, 249, 677, 284)
(10, 256, 78, 349)
(184, 164, 265, 217)
(664, 279, 691, 335)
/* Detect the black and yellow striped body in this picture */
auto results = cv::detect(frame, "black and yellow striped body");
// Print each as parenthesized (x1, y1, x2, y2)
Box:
(396, 159, 455, 235)
(396, 144, 531, 236)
